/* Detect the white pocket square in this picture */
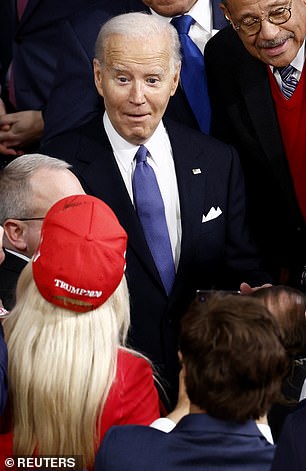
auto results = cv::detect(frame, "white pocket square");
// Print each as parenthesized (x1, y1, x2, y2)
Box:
(202, 206, 222, 223)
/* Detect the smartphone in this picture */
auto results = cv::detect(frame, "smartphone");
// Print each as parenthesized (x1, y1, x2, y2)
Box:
(196, 289, 241, 303)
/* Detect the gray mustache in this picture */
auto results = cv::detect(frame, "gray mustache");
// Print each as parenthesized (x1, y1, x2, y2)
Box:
(258, 33, 294, 48)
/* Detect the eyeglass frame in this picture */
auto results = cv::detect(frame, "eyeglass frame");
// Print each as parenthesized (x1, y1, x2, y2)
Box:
(227, 0, 293, 36)
(6, 217, 45, 222)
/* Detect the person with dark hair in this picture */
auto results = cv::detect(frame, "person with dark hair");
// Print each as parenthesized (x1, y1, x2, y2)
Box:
(204, 0, 306, 290)
(252, 285, 306, 441)
(94, 294, 287, 471)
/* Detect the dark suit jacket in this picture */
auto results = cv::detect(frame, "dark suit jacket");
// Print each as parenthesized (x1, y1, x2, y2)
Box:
(11, 0, 101, 111)
(42, 1, 228, 143)
(95, 414, 275, 471)
(271, 399, 306, 471)
(40, 117, 271, 401)
(0, 250, 28, 310)
(204, 27, 305, 287)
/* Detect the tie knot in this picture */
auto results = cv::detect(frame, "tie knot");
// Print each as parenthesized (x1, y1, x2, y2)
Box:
(277, 64, 296, 82)
(135, 145, 148, 164)
(171, 14, 194, 34)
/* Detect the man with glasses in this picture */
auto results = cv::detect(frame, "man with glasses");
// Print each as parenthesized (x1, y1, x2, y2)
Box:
(204, 0, 306, 291)
(0, 154, 85, 309)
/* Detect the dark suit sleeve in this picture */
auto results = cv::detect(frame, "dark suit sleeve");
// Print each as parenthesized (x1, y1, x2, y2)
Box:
(224, 146, 273, 286)
(0, 324, 8, 415)
(95, 427, 128, 471)
(271, 412, 301, 471)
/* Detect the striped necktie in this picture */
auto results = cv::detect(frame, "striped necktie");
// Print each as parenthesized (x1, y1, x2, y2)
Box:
(278, 64, 298, 99)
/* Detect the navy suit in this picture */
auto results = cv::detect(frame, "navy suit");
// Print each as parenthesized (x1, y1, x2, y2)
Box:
(271, 400, 306, 471)
(40, 117, 271, 400)
(95, 414, 275, 471)
(10, 0, 101, 111)
(205, 26, 305, 288)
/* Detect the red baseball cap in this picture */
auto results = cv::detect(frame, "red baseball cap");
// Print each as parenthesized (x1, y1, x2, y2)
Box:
(32, 195, 127, 313)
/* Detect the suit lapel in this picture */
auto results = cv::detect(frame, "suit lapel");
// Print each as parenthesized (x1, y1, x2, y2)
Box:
(164, 120, 207, 302)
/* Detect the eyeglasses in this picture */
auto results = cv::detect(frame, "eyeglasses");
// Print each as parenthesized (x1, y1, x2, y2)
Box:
(9, 217, 45, 222)
(228, 0, 292, 36)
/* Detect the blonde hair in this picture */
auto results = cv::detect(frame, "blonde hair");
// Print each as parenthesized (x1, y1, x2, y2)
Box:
(4, 262, 131, 468)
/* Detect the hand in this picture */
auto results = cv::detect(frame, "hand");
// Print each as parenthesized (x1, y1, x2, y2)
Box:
(0, 110, 44, 155)
(240, 282, 272, 295)
(0, 99, 18, 156)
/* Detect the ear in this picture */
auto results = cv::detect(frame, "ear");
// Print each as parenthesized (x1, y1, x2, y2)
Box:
(3, 219, 27, 252)
(170, 62, 181, 97)
(93, 58, 104, 98)
(220, 3, 232, 23)
(178, 350, 183, 363)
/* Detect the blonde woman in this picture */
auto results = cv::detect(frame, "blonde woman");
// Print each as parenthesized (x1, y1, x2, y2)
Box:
(1, 195, 160, 470)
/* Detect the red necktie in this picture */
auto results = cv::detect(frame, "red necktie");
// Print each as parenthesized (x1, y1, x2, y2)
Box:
(17, 0, 28, 20)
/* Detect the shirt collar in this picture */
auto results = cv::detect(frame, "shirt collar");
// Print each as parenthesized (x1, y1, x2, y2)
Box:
(103, 112, 168, 170)
(292, 40, 305, 74)
(270, 40, 305, 74)
(4, 248, 30, 262)
(150, 0, 212, 35)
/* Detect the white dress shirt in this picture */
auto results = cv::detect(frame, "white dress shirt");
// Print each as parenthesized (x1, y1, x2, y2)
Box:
(151, 0, 219, 55)
(272, 41, 305, 91)
(103, 113, 182, 269)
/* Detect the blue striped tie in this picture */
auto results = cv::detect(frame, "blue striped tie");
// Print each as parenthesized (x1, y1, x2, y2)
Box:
(278, 65, 298, 99)
(132, 145, 176, 295)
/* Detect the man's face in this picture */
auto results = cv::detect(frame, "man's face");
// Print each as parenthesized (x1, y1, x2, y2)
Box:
(24, 168, 85, 256)
(222, 0, 306, 67)
(94, 33, 180, 145)
(142, 0, 198, 16)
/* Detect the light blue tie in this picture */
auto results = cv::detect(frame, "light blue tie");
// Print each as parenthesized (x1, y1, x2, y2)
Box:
(132, 145, 175, 295)
(278, 65, 298, 99)
(171, 15, 211, 134)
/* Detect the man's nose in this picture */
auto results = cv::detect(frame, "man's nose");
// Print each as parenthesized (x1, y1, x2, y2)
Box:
(257, 18, 281, 39)
(129, 81, 146, 104)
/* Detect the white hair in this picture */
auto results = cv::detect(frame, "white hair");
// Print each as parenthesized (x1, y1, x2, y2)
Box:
(95, 12, 182, 74)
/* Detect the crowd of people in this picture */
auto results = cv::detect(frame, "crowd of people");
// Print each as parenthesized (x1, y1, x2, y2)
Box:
(0, 0, 305, 470)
